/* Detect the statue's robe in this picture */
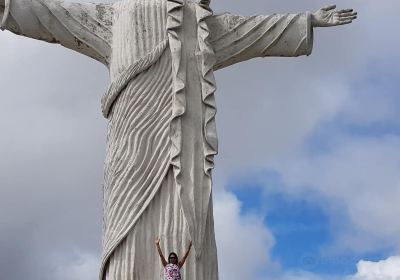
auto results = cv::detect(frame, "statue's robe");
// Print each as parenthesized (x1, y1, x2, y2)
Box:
(1, 0, 313, 279)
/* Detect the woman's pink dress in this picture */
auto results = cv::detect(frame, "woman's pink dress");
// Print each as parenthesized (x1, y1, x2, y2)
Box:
(164, 264, 182, 280)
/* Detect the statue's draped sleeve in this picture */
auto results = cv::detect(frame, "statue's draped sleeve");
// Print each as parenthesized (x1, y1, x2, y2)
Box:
(0, 0, 113, 65)
(206, 12, 314, 70)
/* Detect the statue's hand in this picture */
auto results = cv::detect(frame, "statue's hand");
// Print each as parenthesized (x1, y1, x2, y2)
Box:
(312, 4, 357, 27)
(155, 237, 161, 245)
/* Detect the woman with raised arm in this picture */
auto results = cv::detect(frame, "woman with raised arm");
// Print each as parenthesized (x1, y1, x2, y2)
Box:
(155, 237, 192, 280)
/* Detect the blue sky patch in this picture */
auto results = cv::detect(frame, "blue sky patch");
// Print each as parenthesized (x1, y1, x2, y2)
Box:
(227, 171, 391, 276)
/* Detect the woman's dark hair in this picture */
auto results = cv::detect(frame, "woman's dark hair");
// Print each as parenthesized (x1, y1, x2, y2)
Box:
(168, 252, 178, 263)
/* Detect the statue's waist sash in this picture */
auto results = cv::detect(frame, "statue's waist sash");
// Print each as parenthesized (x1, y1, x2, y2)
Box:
(101, 39, 169, 118)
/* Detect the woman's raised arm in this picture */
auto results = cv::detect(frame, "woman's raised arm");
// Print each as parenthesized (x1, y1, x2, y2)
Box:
(178, 241, 192, 269)
(155, 237, 168, 267)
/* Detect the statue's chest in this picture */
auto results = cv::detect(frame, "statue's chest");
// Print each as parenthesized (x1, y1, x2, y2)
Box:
(110, 0, 168, 77)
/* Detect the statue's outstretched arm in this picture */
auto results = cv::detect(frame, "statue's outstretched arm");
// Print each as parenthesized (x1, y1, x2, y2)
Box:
(0, 0, 114, 66)
(206, 4, 357, 70)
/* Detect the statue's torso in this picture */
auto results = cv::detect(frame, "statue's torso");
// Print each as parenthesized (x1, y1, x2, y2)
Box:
(110, 0, 168, 79)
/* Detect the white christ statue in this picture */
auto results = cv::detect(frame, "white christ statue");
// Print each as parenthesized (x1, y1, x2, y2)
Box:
(0, 0, 357, 279)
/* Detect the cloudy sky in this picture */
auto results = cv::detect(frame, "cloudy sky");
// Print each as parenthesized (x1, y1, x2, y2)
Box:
(1, 0, 399, 279)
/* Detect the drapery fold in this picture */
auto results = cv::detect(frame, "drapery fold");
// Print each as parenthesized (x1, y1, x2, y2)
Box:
(0, 0, 10, 30)
(100, 2, 219, 275)
(0, 0, 113, 64)
(165, 0, 218, 259)
(101, 39, 169, 118)
(100, 47, 173, 279)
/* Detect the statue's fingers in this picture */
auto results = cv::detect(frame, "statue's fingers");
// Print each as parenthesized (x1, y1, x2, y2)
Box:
(321, 4, 336, 11)
(338, 11, 357, 17)
(340, 15, 357, 21)
(338, 19, 353, 25)
(339, 17, 357, 23)
(337, 8, 353, 13)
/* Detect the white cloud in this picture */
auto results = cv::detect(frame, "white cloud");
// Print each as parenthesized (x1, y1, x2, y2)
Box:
(275, 135, 400, 253)
(214, 189, 277, 280)
(349, 256, 400, 280)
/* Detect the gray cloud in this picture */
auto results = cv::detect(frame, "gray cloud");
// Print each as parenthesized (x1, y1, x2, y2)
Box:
(1, 0, 398, 279)
(0, 33, 107, 279)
